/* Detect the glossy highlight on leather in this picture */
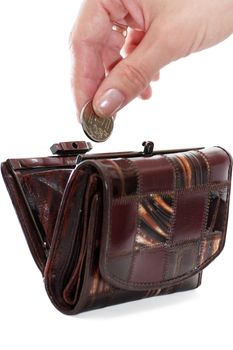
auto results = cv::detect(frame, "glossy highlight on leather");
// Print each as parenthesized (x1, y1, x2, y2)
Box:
(137, 193, 174, 247)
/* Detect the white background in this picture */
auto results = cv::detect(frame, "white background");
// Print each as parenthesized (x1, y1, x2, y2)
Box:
(0, 1, 232, 349)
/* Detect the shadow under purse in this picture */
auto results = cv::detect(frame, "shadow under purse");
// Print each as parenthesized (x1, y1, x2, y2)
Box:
(1, 141, 232, 315)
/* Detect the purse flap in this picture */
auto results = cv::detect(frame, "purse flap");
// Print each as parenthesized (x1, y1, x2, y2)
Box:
(78, 146, 232, 291)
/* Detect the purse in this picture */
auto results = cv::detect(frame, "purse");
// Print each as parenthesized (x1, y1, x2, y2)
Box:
(1, 140, 232, 315)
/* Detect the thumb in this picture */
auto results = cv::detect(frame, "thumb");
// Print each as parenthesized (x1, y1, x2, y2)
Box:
(93, 24, 170, 117)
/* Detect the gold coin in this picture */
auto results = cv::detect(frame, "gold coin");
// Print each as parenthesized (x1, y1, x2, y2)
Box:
(80, 101, 114, 142)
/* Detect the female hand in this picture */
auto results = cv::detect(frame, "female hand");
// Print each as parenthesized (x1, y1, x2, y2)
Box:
(70, 0, 233, 120)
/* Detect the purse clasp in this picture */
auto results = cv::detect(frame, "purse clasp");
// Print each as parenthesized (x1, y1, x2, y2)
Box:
(50, 141, 93, 156)
(142, 141, 154, 156)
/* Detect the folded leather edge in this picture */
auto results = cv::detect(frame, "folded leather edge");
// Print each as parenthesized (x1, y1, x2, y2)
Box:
(1, 161, 47, 272)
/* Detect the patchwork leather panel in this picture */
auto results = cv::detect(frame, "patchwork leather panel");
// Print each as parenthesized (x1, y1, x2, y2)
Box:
(100, 146, 232, 290)
(172, 189, 208, 242)
(100, 158, 138, 198)
(129, 248, 166, 283)
(135, 193, 174, 248)
(200, 147, 231, 182)
(83, 248, 201, 314)
(2, 144, 231, 315)
(110, 201, 138, 255)
(83, 215, 202, 313)
(129, 156, 174, 193)
(164, 150, 210, 188)
(165, 242, 200, 280)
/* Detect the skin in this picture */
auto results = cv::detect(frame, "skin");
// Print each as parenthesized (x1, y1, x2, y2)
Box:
(70, 0, 233, 120)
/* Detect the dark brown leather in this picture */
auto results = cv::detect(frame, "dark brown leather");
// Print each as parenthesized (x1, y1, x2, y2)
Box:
(1, 143, 232, 315)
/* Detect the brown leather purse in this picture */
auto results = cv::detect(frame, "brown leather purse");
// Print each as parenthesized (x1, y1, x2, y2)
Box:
(1, 141, 232, 315)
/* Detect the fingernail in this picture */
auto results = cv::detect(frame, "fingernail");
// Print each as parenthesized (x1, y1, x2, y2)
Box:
(95, 89, 125, 117)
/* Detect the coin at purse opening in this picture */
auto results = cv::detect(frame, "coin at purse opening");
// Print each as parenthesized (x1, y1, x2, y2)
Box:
(80, 101, 114, 142)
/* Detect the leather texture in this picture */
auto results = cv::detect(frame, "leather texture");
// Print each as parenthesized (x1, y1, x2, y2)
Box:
(1, 143, 232, 315)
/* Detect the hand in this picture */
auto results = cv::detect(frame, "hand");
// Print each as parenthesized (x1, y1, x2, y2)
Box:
(70, 0, 233, 120)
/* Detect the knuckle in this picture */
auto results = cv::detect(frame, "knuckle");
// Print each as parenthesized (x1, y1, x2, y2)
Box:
(120, 63, 149, 92)
(69, 29, 84, 54)
(69, 31, 77, 53)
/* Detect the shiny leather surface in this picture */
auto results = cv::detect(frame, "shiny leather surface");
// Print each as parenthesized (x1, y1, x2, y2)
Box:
(1, 144, 232, 314)
(95, 147, 232, 291)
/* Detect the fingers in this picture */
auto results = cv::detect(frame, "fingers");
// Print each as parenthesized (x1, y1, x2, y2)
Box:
(139, 85, 153, 99)
(123, 29, 145, 56)
(70, 3, 106, 120)
(70, 0, 127, 121)
(92, 23, 166, 117)
(123, 29, 159, 100)
(152, 72, 160, 81)
(101, 30, 124, 74)
(71, 0, 166, 121)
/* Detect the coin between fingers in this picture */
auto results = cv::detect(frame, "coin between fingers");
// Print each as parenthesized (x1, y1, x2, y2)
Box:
(80, 101, 114, 142)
